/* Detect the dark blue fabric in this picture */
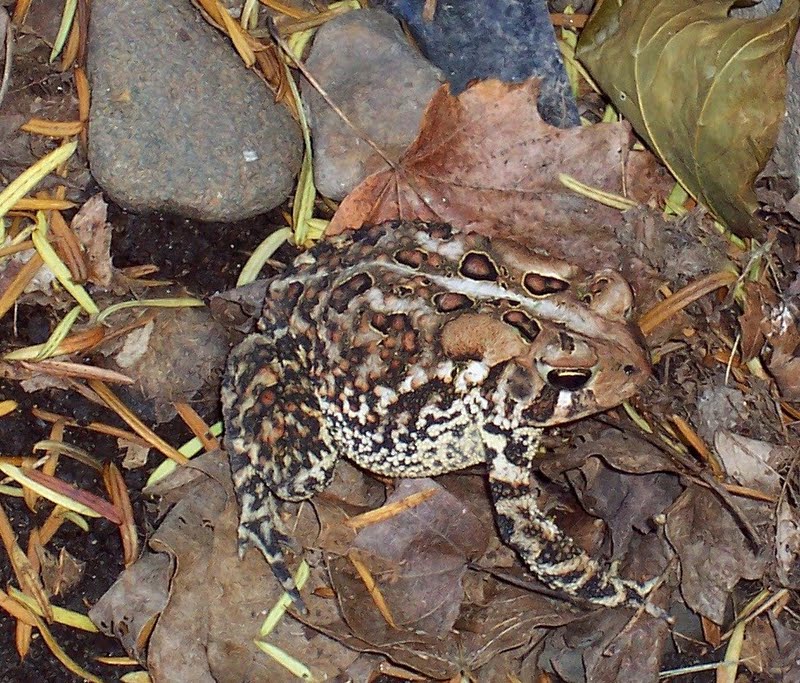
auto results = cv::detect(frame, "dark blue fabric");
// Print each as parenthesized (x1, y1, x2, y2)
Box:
(372, 0, 580, 128)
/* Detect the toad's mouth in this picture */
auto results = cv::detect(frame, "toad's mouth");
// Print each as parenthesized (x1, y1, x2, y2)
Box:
(545, 367, 592, 391)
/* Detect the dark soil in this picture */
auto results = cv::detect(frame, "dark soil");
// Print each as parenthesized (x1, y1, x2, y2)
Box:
(0, 379, 130, 682)
(0, 206, 289, 681)
(108, 205, 293, 298)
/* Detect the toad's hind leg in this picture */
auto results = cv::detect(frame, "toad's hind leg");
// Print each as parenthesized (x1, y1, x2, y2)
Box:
(481, 423, 652, 609)
(226, 448, 302, 604)
(222, 334, 338, 610)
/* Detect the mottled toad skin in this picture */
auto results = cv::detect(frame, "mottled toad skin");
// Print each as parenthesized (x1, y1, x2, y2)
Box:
(222, 221, 653, 611)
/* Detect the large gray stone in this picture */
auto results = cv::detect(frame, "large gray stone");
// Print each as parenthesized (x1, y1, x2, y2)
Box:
(304, 8, 444, 200)
(88, 0, 302, 222)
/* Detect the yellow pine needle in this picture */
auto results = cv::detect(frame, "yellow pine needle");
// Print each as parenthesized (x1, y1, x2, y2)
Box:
(145, 422, 223, 486)
(8, 586, 98, 632)
(237, 227, 292, 286)
(286, 56, 322, 247)
(35, 305, 83, 360)
(349, 551, 396, 627)
(0, 462, 102, 519)
(11, 197, 75, 211)
(638, 271, 738, 337)
(558, 173, 638, 210)
(96, 297, 205, 323)
(0, 588, 37, 626)
(95, 656, 139, 665)
(717, 620, 745, 683)
(217, 6, 256, 66)
(29, 612, 104, 683)
(194, 0, 255, 66)
(346, 487, 439, 530)
(32, 212, 99, 315)
(259, 560, 311, 637)
(241, 0, 259, 29)
(0, 399, 17, 416)
(20, 118, 84, 137)
(0, 252, 43, 322)
(664, 182, 689, 216)
(88, 380, 190, 466)
(120, 673, 153, 683)
(254, 641, 313, 680)
(0, 141, 78, 221)
(0, 503, 53, 621)
(49, 0, 77, 63)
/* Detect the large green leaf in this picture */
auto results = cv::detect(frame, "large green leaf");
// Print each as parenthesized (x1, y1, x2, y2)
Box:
(577, 0, 800, 237)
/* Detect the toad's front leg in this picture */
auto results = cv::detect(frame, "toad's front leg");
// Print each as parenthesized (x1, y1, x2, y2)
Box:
(481, 423, 654, 609)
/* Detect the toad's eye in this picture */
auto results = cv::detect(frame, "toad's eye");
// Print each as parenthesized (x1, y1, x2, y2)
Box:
(546, 369, 592, 391)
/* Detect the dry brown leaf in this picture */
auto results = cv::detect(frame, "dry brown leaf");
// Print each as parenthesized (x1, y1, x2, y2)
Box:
(738, 280, 774, 362)
(665, 486, 769, 623)
(738, 280, 800, 400)
(739, 616, 780, 677)
(100, 305, 230, 424)
(526, 606, 668, 683)
(770, 614, 800, 678)
(568, 456, 681, 562)
(117, 451, 355, 682)
(328, 79, 634, 246)
(36, 546, 85, 598)
(70, 193, 113, 288)
(323, 562, 580, 679)
(340, 478, 490, 637)
(713, 432, 785, 497)
(119, 440, 151, 470)
(89, 551, 172, 663)
(542, 426, 679, 477)
(767, 343, 800, 402)
(776, 497, 800, 587)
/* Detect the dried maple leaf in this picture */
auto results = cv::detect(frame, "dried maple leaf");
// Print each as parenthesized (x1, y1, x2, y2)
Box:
(328, 79, 634, 243)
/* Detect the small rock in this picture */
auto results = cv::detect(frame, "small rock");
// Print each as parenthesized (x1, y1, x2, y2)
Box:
(303, 8, 444, 200)
(88, 0, 302, 222)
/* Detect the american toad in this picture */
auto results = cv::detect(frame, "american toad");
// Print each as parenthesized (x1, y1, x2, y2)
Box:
(222, 221, 653, 612)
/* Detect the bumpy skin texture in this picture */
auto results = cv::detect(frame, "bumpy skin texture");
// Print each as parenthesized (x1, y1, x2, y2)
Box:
(222, 221, 652, 610)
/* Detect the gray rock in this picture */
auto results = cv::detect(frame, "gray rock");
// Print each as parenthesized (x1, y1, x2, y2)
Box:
(88, 0, 302, 222)
(303, 8, 444, 200)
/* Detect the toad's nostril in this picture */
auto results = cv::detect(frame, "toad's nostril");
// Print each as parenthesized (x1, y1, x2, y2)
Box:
(547, 368, 592, 391)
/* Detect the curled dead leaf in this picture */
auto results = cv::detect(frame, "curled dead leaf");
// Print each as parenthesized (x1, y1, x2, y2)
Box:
(578, 0, 800, 237)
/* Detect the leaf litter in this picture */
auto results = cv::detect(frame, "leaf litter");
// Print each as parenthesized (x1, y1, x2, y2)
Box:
(2, 1, 800, 682)
(577, 0, 800, 238)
